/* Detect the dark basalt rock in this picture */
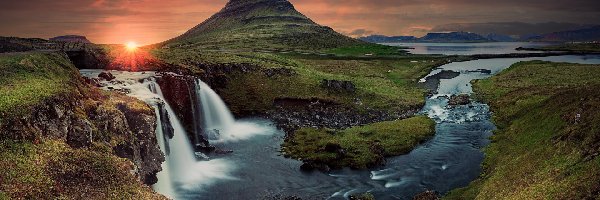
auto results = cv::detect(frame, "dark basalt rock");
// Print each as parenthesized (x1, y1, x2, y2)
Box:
(467, 69, 492, 74)
(448, 94, 471, 106)
(320, 79, 356, 93)
(98, 71, 116, 81)
(268, 97, 421, 134)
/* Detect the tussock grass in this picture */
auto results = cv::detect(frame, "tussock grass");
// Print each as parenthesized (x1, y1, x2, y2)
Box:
(445, 61, 600, 199)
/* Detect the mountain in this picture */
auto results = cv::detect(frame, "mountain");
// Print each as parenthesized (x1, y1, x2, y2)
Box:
(360, 32, 492, 43)
(164, 0, 361, 50)
(49, 35, 91, 43)
(419, 32, 491, 43)
(358, 35, 417, 43)
(432, 22, 595, 38)
(526, 26, 600, 42)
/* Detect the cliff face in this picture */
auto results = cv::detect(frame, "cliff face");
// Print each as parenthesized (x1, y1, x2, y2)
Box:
(0, 52, 165, 199)
(1, 89, 163, 184)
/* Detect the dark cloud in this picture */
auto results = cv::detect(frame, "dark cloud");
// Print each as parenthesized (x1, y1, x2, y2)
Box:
(0, 0, 599, 44)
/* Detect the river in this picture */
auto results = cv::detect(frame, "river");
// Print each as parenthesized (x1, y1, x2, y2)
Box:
(81, 45, 600, 200)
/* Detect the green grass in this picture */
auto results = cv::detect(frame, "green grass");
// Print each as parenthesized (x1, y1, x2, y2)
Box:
(155, 47, 446, 115)
(325, 44, 409, 57)
(0, 52, 78, 123)
(283, 116, 435, 169)
(445, 61, 600, 199)
(0, 140, 163, 199)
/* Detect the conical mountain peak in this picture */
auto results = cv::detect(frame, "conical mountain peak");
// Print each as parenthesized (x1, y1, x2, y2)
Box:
(166, 0, 360, 50)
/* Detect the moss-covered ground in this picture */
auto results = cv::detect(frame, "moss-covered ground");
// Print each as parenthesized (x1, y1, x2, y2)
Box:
(0, 52, 164, 199)
(445, 61, 600, 199)
(0, 53, 78, 123)
(283, 116, 435, 169)
(0, 140, 163, 199)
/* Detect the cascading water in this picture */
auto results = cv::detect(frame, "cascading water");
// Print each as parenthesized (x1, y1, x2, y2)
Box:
(195, 80, 268, 143)
(79, 70, 236, 199)
(198, 80, 235, 131)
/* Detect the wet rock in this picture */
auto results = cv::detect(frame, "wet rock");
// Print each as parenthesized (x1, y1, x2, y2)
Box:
(98, 71, 116, 81)
(448, 94, 471, 106)
(82, 76, 102, 87)
(321, 79, 356, 93)
(419, 70, 460, 92)
(413, 190, 439, 200)
(467, 69, 492, 74)
(268, 97, 420, 134)
(300, 161, 331, 172)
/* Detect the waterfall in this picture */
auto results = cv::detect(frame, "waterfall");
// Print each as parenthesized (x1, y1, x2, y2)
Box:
(197, 80, 235, 136)
(78, 70, 236, 199)
(195, 79, 269, 143)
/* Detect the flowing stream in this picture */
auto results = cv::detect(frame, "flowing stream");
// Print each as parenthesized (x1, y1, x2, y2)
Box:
(81, 54, 600, 200)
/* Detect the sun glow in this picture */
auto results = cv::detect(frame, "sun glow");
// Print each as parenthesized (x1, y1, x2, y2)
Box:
(125, 41, 138, 51)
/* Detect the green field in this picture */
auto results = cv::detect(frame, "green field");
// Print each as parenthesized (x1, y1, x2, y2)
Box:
(445, 61, 600, 199)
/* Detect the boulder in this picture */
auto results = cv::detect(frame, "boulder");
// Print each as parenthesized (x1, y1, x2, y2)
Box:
(321, 79, 356, 93)
(448, 94, 471, 106)
(98, 71, 116, 81)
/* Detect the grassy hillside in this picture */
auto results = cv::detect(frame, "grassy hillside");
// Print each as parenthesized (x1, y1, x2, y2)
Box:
(445, 61, 600, 199)
(156, 45, 446, 116)
(0, 52, 164, 199)
(0, 53, 79, 122)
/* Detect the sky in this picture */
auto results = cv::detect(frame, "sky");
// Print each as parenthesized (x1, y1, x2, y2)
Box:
(1, 0, 599, 45)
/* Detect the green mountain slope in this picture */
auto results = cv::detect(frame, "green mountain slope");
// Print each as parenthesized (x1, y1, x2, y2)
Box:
(163, 0, 361, 51)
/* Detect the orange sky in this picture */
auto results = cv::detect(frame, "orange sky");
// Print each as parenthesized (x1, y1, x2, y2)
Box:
(1, 0, 599, 45)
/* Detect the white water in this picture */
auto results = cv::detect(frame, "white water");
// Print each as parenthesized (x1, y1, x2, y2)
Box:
(196, 80, 269, 143)
(79, 70, 236, 199)
(198, 80, 235, 130)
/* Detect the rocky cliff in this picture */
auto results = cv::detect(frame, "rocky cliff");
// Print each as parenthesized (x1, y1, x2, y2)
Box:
(0, 52, 165, 199)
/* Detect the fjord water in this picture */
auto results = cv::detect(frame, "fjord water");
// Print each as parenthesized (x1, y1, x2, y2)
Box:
(384, 42, 553, 55)
(81, 53, 600, 199)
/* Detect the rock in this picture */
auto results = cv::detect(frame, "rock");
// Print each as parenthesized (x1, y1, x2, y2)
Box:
(300, 161, 330, 172)
(448, 94, 471, 106)
(413, 190, 439, 200)
(320, 79, 356, 93)
(83, 76, 102, 87)
(467, 69, 492, 74)
(98, 71, 116, 81)
(263, 68, 297, 78)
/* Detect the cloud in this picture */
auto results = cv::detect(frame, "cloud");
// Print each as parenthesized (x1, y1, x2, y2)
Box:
(0, 0, 599, 44)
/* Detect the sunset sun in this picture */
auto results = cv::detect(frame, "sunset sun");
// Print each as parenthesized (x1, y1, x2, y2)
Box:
(125, 41, 138, 51)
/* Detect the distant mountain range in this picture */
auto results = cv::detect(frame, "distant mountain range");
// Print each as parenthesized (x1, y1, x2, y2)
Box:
(528, 26, 600, 42)
(360, 25, 600, 43)
(50, 35, 91, 43)
(359, 32, 493, 43)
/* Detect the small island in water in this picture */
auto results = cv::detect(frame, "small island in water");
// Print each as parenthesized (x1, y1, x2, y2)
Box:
(1, 0, 599, 199)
